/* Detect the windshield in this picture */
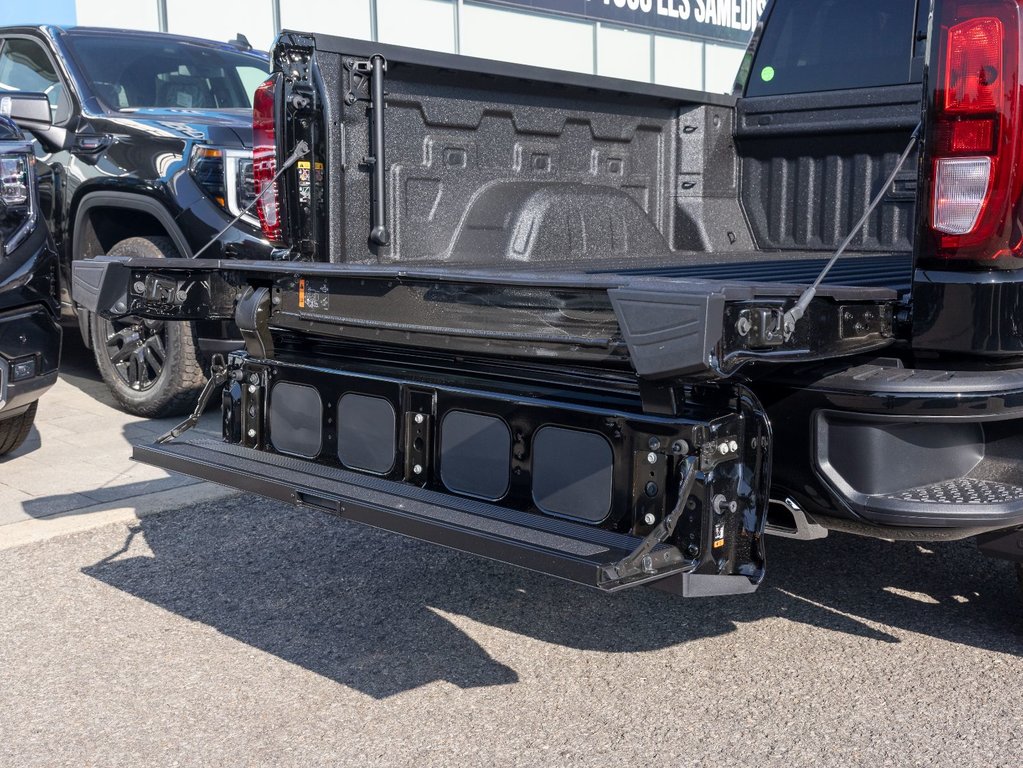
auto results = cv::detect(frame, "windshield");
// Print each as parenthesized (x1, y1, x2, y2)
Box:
(65, 33, 269, 111)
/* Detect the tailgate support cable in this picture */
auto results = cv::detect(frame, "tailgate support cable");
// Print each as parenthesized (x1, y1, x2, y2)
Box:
(192, 140, 310, 260)
(782, 122, 922, 339)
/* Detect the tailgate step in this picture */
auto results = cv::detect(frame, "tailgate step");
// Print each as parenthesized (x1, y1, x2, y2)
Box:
(136, 438, 692, 592)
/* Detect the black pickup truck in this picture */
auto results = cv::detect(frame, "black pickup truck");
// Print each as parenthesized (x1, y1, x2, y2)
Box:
(1, 26, 271, 417)
(0, 106, 60, 457)
(76, 0, 1023, 596)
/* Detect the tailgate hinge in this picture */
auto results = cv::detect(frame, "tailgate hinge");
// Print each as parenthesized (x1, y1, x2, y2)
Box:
(599, 456, 698, 589)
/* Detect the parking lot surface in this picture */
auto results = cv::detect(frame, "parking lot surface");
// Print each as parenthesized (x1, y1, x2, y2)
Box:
(1, 489, 1020, 767)
(0, 340, 232, 547)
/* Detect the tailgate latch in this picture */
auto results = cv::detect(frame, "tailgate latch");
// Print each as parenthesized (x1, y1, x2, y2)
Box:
(736, 307, 787, 348)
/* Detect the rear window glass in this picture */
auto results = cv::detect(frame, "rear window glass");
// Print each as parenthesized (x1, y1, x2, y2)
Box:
(746, 0, 919, 97)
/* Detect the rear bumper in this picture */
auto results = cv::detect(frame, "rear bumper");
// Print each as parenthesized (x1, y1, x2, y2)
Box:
(763, 360, 1023, 533)
(913, 268, 1023, 356)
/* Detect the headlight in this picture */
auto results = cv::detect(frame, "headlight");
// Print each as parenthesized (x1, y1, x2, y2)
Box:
(1, 155, 29, 206)
(0, 149, 35, 254)
(188, 145, 259, 226)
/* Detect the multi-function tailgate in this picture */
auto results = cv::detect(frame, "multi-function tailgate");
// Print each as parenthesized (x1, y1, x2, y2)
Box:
(73, 257, 898, 380)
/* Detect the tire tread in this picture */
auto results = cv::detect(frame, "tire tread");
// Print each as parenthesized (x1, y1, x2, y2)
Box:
(0, 401, 38, 457)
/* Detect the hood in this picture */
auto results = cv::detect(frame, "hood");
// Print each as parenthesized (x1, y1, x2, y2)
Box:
(98, 107, 253, 147)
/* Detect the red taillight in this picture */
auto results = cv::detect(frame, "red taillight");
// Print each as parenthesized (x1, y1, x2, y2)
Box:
(944, 17, 1004, 113)
(926, 1, 1023, 261)
(253, 73, 282, 244)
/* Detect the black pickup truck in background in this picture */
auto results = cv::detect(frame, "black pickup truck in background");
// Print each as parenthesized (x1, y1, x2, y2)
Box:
(77, 0, 1023, 597)
(1, 26, 271, 417)
(0, 105, 60, 457)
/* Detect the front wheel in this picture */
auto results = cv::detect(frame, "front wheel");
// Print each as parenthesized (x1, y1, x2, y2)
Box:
(89, 236, 207, 418)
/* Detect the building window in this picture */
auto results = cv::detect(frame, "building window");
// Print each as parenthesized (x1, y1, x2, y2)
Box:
(596, 24, 651, 82)
(279, 0, 372, 42)
(377, 0, 456, 53)
(460, 2, 593, 74)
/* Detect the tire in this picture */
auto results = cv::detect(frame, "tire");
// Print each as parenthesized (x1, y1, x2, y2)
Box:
(89, 236, 207, 418)
(0, 401, 38, 457)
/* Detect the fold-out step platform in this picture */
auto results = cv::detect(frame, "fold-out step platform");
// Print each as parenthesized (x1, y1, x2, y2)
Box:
(137, 438, 716, 593)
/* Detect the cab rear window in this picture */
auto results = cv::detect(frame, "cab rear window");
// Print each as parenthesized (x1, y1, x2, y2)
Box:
(746, 0, 921, 96)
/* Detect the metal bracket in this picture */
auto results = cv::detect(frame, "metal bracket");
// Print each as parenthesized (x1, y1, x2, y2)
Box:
(235, 286, 275, 359)
(600, 456, 699, 587)
(156, 355, 229, 444)
(735, 307, 787, 348)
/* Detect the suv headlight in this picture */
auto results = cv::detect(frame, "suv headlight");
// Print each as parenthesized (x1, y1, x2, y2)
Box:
(0, 148, 35, 255)
(188, 145, 259, 226)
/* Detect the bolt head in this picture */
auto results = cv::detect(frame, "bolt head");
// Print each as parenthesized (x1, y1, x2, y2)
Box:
(671, 439, 688, 455)
(647, 436, 661, 451)
(644, 482, 658, 498)
(646, 451, 658, 464)
(133, 281, 145, 293)
(414, 413, 425, 424)
(718, 443, 730, 455)
(246, 428, 256, 438)
(729, 440, 739, 453)
(248, 373, 259, 385)
(641, 555, 656, 574)
(412, 464, 423, 475)
(686, 544, 700, 558)
(247, 384, 256, 394)
(643, 513, 656, 526)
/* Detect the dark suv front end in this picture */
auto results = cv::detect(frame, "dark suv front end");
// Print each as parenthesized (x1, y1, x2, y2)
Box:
(0, 114, 60, 455)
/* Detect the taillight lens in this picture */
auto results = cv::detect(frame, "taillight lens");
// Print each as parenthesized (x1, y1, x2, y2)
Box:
(253, 73, 282, 244)
(926, 1, 1023, 262)
(934, 156, 992, 233)
(944, 16, 1004, 113)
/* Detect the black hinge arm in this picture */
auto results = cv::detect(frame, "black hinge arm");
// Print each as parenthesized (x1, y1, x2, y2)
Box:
(155, 354, 229, 444)
(601, 456, 699, 585)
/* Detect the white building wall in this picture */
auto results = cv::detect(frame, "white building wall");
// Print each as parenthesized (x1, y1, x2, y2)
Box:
(75, 0, 161, 32)
(460, 2, 593, 74)
(279, 0, 372, 42)
(71, 0, 753, 94)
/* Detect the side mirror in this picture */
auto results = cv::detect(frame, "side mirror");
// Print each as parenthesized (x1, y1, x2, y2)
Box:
(0, 92, 52, 127)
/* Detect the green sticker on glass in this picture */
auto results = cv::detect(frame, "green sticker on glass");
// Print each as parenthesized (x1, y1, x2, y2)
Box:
(761, 66, 775, 82)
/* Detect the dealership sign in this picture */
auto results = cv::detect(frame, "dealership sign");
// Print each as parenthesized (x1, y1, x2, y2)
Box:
(485, 0, 768, 45)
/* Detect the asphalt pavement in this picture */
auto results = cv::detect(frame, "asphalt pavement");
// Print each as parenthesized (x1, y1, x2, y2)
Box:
(1, 338, 1020, 766)
(0, 491, 1020, 767)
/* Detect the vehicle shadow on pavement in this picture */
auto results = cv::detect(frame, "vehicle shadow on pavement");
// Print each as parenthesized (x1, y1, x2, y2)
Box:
(81, 496, 1023, 699)
(6, 336, 220, 519)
